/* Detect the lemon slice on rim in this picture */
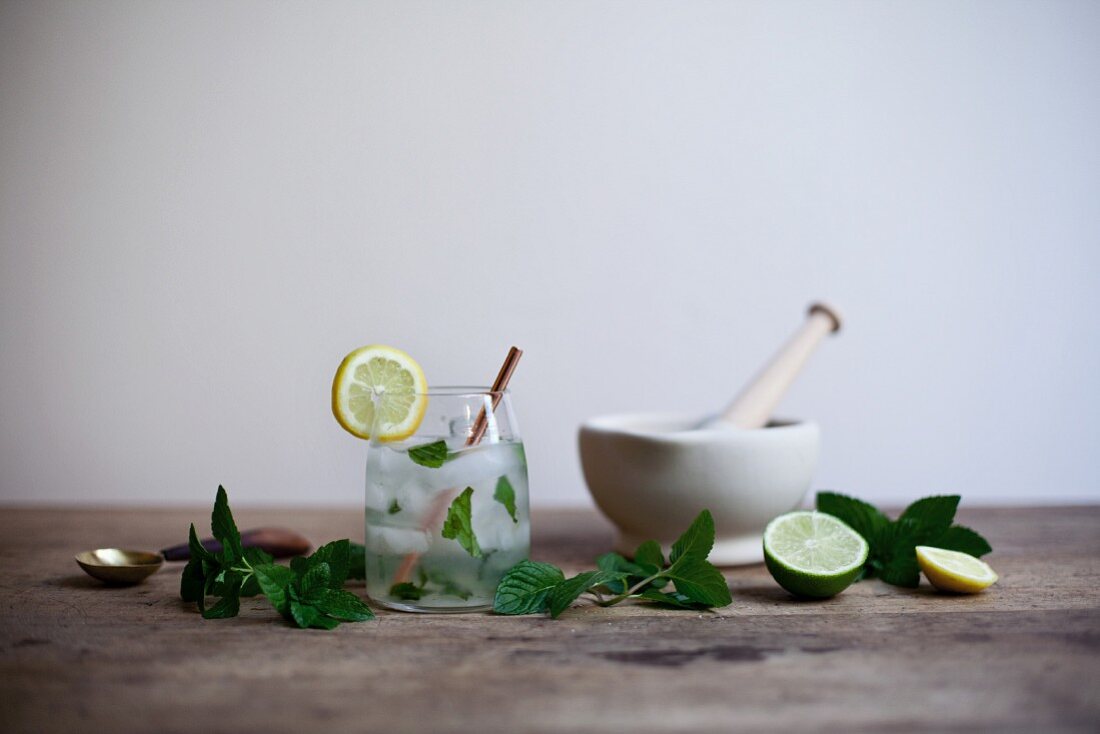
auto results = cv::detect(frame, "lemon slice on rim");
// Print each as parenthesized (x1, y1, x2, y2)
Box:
(915, 546, 998, 593)
(331, 345, 428, 441)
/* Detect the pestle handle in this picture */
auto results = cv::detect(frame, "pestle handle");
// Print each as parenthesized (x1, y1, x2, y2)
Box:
(716, 302, 842, 429)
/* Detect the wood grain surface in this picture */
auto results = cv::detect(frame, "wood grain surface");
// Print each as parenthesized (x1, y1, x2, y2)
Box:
(0, 506, 1097, 733)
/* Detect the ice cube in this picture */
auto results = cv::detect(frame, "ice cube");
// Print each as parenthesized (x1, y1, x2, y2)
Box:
(470, 490, 524, 552)
(391, 480, 434, 523)
(365, 479, 389, 514)
(364, 525, 431, 555)
(423, 444, 511, 492)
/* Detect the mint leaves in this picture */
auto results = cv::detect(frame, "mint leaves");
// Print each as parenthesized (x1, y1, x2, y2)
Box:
(494, 476, 518, 523)
(389, 566, 473, 602)
(492, 561, 566, 614)
(441, 487, 481, 557)
(493, 510, 732, 618)
(408, 440, 452, 468)
(268, 546, 373, 630)
(816, 492, 992, 588)
(180, 486, 272, 619)
(180, 487, 375, 629)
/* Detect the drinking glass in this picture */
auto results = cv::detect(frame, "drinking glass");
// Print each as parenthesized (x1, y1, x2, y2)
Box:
(363, 387, 529, 612)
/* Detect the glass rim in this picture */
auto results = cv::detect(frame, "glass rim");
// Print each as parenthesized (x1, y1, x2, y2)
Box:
(411, 385, 511, 398)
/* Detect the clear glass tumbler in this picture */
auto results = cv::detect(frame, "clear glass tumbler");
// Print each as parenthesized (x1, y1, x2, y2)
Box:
(364, 387, 529, 612)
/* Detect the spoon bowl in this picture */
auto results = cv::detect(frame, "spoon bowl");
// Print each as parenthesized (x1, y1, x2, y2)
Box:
(75, 548, 164, 585)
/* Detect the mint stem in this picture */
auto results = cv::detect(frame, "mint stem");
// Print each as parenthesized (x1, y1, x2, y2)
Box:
(593, 572, 665, 607)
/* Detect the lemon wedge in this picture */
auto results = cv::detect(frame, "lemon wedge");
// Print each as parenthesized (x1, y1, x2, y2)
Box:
(915, 546, 998, 593)
(331, 345, 428, 441)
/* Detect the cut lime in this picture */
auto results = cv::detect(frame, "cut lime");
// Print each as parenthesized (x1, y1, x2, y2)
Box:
(763, 511, 869, 599)
(916, 546, 998, 594)
(331, 345, 428, 441)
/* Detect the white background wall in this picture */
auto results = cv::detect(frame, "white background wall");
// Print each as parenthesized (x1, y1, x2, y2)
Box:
(2, 1, 1098, 508)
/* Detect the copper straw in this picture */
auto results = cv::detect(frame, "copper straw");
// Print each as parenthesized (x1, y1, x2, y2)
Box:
(392, 346, 523, 584)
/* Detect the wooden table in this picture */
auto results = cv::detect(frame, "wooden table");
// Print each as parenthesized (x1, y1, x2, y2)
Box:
(1, 506, 1097, 732)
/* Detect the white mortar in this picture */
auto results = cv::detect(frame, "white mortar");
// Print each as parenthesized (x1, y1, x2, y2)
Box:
(578, 413, 820, 565)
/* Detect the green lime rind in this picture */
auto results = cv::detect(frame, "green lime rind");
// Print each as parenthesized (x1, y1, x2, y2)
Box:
(763, 511, 869, 599)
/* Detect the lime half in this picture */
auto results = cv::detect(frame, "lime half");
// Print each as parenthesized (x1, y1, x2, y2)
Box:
(763, 511, 869, 599)
(331, 345, 428, 441)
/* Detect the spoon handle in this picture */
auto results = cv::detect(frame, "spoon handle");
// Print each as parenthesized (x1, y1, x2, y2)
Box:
(160, 527, 311, 561)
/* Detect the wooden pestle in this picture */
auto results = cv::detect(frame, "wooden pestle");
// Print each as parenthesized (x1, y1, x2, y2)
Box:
(708, 302, 842, 429)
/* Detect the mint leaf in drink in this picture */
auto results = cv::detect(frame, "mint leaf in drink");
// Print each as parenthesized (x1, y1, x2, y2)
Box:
(493, 560, 565, 615)
(390, 567, 472, 602)
(408, 440, 451, 468)
(929, 524, 992, 557)
(210, 485, 243, 564)
(424, 569, 473, 600)
(669, 510, 715, 564)
(663, 555, 732, 606)
(493, 476, 518, 523)
(390, 582, 423, 601)
(441, 487, 481, 558)
(388, 499, 402, 514)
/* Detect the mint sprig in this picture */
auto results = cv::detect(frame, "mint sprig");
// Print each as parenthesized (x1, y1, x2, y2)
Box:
(493, 510, 732, 618)
(180, 487, 375, 629)
(179, 486, 273, 619)
(816, 491, 992, 588)
(492, 561, 566, 614)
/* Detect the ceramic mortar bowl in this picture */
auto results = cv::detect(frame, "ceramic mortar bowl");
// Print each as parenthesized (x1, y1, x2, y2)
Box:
(578, 413, 820, 565)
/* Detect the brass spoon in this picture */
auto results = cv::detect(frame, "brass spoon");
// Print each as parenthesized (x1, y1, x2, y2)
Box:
(74, 527, 312, 586)
(75, 548, 164, 585)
